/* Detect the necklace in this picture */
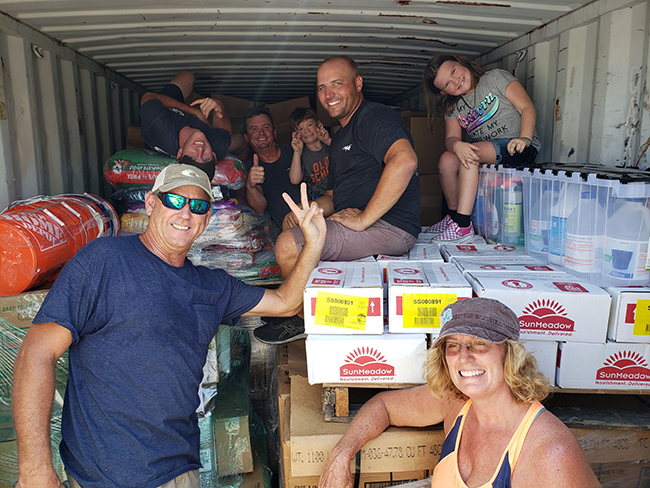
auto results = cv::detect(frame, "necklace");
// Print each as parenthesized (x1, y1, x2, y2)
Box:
(460, 90, 477, 110)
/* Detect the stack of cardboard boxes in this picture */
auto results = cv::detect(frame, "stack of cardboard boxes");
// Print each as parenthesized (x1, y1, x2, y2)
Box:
(278, 341, 445, 488)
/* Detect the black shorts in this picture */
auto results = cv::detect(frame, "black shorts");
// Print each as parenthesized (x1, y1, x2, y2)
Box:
(161, 83, 184, 103)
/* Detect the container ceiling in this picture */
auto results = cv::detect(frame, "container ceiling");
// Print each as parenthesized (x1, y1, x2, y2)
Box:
(0, 0, 593, 104)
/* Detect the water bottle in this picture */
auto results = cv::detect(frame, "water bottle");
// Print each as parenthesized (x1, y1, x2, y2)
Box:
(601, 198, 650, 286)
(503, 180, 523, 246)
(528, 187, 553, 261)
(548, 182, 580, 266)
(564, 188, 604, 282)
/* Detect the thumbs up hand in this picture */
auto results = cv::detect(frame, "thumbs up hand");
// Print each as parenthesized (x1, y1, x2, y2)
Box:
(246, 154, 265, 189)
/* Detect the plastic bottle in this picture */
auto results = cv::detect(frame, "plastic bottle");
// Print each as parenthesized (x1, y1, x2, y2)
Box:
(503, 180, 523, 246)
(548, 182, 580, 266)
(564, 188, 605, 282)
(601, 198, 650, 286)
(527, 187, 553, 261)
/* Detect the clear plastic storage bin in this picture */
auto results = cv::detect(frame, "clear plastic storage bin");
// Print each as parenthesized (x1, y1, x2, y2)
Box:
(521, 164, 650, 286)
(472, 165, 524, 246)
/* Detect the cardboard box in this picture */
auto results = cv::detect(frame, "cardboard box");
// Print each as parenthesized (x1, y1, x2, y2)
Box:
(419, 174, 443, 227)
(267, 97, 311, 140)
(376, 244, 444, 298)
(0, 290, 49, 352)
(408, 116, 445, 176)
(408, 244, 444, 263)
(454, 260, 562, 277)
(0, 290, 49, 329)
(557, 342, 650, 390)
(605, 286, 650, 343)
(304, 262, 383, 335)
(439, 243, 526, 261)
(212, 413, 254, 476)
(572, 426, 650, 464)
(590, 460, 650, 487)
(449, 254, 546, 268)
(521, 340, 558, 386)
(285, 375, 444, 480)
(387, 263, 472, 334)
(125, 124, 145, 150)
(465, 272, 612, 343)
(305, 333, 427, 384)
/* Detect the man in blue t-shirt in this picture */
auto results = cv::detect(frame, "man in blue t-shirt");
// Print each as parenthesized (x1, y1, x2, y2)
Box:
(139, 70, 248, 178)
(254, 56, 420, 345)
(13, 164, 325, 488)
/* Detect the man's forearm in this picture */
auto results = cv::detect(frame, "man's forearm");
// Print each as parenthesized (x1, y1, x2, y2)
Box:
(275, 234, 323, 314)
(14, 347, 60, 484)
(359, 154, 416, 227)
(245, 185, 268, 216)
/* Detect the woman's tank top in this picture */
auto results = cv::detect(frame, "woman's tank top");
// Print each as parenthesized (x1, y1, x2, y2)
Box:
(431, 399, 545, 488)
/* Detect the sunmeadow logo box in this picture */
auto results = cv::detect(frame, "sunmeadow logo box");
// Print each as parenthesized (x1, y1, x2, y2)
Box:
(464, 271, 611, 343)
(557, 342, 650, 389)
(305, 334, 427, 385)
(604, 286, 650, 343)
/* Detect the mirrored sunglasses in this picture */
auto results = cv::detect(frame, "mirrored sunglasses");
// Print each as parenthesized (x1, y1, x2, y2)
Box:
(156, 192, 211, 215)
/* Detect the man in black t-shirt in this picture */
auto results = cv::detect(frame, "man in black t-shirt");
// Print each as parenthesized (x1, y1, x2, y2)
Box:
(139, 71, 247, 179)
(253, 56, 420, 345)
(242, 106, 301, 230)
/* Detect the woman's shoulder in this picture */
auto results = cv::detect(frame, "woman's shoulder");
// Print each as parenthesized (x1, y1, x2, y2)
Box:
(516, 409, 600, 486)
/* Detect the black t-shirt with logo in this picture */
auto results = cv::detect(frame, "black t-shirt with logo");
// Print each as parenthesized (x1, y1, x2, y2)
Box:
(327, 100, 420, 238)
(140, 99, 231, 160)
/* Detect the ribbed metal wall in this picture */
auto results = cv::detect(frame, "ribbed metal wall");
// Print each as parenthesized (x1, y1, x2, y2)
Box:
(0, 14, 143, 208)
(395, 0, 650, 169)
(0, 0, 648, 208)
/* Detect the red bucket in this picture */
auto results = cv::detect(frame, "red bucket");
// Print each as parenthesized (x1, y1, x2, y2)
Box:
(0, 193, 119, 296)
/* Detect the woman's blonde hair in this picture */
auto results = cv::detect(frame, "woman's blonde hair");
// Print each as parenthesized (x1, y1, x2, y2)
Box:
(424, 339, 550, 403)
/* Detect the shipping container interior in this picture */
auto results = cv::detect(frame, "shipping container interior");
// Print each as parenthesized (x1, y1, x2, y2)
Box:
(1, 2, 650, 487)
(0, 0, 648, 212)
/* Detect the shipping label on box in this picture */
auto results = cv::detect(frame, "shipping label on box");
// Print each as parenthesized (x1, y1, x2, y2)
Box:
(304, 262, 383, 334)
(557, 342, 650, 390)
(466, 272, 612, 343)
(521, 340, 558, 386)
(387, 263, 472, 334)
(439, 243, 526, 261)
(605, 286, 650, 343)
(305, 334, 427, 384)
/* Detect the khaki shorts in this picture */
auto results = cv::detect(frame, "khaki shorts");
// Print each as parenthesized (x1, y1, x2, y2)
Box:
(289, 218, 417, 261)
(67, 469, 200, 488)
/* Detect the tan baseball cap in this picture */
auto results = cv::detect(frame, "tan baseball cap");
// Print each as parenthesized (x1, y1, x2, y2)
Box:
(433, 297, 520, 347)
(151, 164, 214, 202)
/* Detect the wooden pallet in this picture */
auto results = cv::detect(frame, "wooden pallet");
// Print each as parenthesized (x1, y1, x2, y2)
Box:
(322, 383, 650, 426)
(322, 382, 421, 422)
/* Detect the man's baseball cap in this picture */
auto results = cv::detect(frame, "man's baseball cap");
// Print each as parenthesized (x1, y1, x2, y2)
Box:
(433, 297, 520, 347)
(151, 164, 215, 202)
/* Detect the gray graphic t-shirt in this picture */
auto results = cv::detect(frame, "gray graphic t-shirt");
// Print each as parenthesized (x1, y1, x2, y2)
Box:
(301, 144, 330, 200)
(446, 69, 541, 152)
